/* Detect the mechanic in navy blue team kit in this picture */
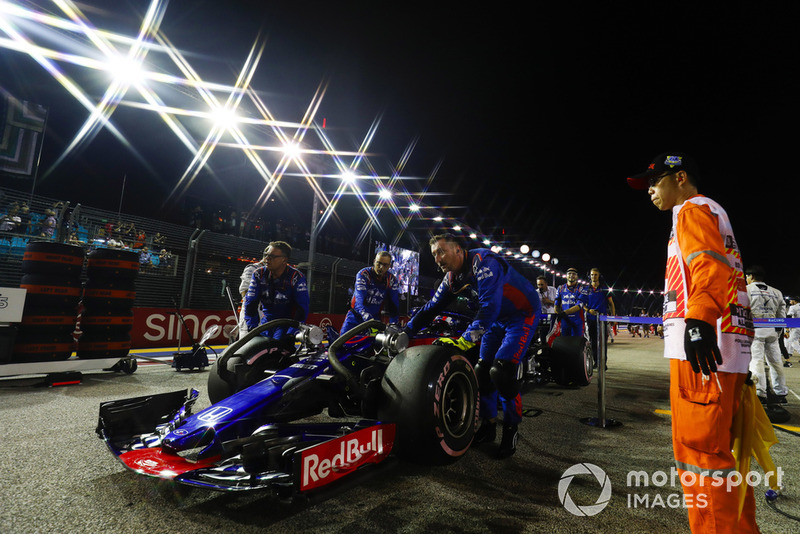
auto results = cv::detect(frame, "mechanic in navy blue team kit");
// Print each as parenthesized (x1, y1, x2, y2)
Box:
(405, 234, 540, 458)
(555, 267, 585, 336)
(340, 251, 401, 333)
(582, 267, 616, 369)
(244, 240, 309, 342)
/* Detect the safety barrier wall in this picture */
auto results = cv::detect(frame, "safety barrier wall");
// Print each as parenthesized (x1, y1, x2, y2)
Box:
(130, 308, 351, 348)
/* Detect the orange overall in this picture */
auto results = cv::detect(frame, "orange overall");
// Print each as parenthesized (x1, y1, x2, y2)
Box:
(663, 196, 758, 533)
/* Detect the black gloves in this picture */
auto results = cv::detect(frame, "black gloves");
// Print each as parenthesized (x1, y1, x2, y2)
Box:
(684, 318, 723, 375)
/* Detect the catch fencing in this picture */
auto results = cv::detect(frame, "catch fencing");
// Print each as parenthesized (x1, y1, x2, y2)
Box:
(0, 186, 436, 315)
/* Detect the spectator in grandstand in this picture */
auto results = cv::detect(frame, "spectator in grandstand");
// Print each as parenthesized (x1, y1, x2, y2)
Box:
(139, 247, 152, 271)
(243, 241, 309, 342)
(152, 232, 166, 247)
(555, 267, 585, 336)
(340, 251, 401, 334)
(0, 205, 21, 239)
(113, 221, 130, 242)
(158, 248, 173, 269)
(68, 231, 85, 245)
(404, 234, 540, 458)
(535, 275, 557, 344)
(583, 268, 616, 368)
(133, 229, 146, 249)
(746, 265, 788, 403)
(125, 223, 137, 246)
(18, 203, 31, 235)
(40, 208, 57, 239)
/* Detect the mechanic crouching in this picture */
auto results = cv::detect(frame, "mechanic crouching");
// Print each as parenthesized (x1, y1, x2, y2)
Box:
(405, 234, 540, 458)
(243, 240, 310, 346)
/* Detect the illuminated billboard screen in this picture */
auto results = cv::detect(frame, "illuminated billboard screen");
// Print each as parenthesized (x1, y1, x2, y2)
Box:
(374, 241, 419, 296)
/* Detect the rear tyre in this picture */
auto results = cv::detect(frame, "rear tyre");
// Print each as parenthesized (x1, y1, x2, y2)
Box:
(379, 345, 478, 465)
(552, 336, 592, 386)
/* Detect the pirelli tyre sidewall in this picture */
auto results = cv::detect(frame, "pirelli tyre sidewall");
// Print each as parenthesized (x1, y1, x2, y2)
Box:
(551, 335, 592, 386)
(207, 336, 293, 404)
(379, 345, 479, 465)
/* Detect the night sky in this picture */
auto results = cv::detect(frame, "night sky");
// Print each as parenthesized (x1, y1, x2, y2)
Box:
(1, 1, 798, 295)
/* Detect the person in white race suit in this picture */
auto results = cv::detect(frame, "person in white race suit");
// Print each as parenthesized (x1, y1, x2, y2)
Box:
(786, 296, 800, 358)
(746, 265, 788, 403)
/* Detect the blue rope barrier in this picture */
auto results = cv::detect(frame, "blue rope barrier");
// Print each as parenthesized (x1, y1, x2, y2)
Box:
(598, 316, 800, 328)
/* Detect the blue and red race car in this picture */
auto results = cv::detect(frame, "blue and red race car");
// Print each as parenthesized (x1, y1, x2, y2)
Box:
(97, 304, 591, 500)
(96, 319, 478, 499)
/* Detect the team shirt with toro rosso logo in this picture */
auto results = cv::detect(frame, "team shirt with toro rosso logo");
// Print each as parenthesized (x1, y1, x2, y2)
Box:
(406, 248, 539, 342)
(244, 264, 309, 340)
(556, 283, 584, 319)
(341, 267, 401, 332)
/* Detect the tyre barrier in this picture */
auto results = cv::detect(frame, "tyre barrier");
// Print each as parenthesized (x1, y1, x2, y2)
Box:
(13, 242, 83, 363)
(77, 249, 138, 361)
(75, 334, 132, 360)
(19, 274, 82, 310)
(20, 309, 77, 338)
(81, 278, 137, 310)
(79, 309, 134, 337)
(21, 241, 84, 276)
(11, 338, 75, 362)
(85, 248, 140, 280)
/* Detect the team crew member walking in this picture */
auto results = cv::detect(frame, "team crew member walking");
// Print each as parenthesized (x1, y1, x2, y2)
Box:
(340, 251, 401, 333)
(244, 241, 309, 342)
(628, 152, 758, 533)
(555, 267, 585, 336)
(745, 266, 788, 404)
(405, 234, 540, 458)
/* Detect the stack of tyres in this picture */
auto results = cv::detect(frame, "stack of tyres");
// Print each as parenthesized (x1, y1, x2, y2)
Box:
(77, 249, 138, 360)
(14, 242, 84, 362)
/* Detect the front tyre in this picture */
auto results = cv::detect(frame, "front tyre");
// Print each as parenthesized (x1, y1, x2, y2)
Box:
(207, 336, 293, 404)
(379, 345, 478, 465)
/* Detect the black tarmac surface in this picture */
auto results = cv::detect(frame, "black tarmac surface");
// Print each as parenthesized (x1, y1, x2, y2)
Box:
(2, 335, 800, 533)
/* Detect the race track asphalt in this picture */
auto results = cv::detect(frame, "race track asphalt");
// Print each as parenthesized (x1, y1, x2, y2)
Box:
(2, 335, 800, 534)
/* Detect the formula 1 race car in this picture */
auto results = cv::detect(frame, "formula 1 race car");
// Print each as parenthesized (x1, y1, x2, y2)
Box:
(96, 319, 478, 499)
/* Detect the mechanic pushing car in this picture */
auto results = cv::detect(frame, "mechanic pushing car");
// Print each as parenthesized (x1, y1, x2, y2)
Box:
(340, 251, 401, 334)
(243, 240, 309, 343)
(405, 233, 540, 458)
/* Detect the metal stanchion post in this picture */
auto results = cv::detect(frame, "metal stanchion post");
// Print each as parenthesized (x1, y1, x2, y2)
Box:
(581, 315, 622, 429)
